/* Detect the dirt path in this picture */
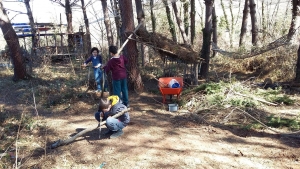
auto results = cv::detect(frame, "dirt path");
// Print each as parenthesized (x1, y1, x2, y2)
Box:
(19, 92, 300, 169)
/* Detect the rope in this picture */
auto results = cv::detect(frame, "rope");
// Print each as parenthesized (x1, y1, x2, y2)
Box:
(211, 33, 292, 59)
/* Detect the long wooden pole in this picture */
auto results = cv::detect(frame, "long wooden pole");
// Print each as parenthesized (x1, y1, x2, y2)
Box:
(50, 108, 130, 149)
(116, 22, 143, 55)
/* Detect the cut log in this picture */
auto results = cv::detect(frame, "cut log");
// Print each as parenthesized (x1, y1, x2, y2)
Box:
(49, 108, 130, 149)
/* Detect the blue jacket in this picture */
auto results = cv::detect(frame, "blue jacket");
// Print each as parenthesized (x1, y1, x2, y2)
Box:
(84, 55, 103, 68)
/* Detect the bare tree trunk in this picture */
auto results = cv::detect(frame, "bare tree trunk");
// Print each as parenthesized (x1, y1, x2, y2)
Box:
(171, 1, 189, 45)
(220, 0, 232, 47)
(287, 0, 300, 42)
(101, 0, 114, 46)
(212, 6, 217, 57)
(0, 0, 26, 80)
(135, 0, 147, 67)
(249, 0, 258, 46)
(261, 0, 266, 43)
(163, 0, 177, 42)
(239, 0, 249, 47)
(183, 0, 189, 36)
(190, 0, 195, 45)
(296, 42, 300, 83)
(150, 0, 156, 32)
(119, 0, 143, 91)
(24, 0, 36, 74)
(65, 0, 74, 50)
(200, 0, 213, 79)
(80, 0, 91, 54)
(112, 0, 121, 47)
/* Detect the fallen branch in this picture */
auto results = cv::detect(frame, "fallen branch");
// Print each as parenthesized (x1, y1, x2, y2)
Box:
(234, 92, 277, 106)
(49, 108, 130, 149)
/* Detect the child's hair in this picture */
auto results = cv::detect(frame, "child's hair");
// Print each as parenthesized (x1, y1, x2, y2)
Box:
(98, 97, 111, 111)
(91, 47, 99, 54)
(109, 46, 118, 54)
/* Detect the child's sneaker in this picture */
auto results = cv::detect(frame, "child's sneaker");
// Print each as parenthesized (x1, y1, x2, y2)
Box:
(103, 129, 114, 135)
(110, 129, 124, 139)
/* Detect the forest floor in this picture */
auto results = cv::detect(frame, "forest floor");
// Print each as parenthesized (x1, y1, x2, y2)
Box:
(0, 60, 300, 169)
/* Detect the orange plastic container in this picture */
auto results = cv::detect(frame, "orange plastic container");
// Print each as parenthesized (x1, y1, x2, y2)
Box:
(158, 77, 183, 103)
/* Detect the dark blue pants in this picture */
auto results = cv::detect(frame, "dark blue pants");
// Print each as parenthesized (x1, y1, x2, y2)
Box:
(112, 78, 129, 106)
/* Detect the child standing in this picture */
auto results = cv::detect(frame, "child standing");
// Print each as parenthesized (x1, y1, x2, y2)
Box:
(103, 46, 129, 107)
(95, 95, 130, 139)
(83, 47, 103, 92)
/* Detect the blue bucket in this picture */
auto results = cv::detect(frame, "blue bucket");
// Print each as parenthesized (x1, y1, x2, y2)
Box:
(168, 79, 180, 88)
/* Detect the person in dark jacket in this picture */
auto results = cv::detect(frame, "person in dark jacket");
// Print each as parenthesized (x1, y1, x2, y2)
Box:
(103, 46, 129, 107)
(83, 47, 103, 92)
(95, 95, 130, 139)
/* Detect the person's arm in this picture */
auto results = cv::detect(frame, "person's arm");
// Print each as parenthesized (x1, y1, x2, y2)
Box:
(83, 56, 92, 66)
(123, 55, 128, 65)
(103, 60, 111, 73)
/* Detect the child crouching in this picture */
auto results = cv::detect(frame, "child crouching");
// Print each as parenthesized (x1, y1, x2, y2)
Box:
(95, 95, 130, 139)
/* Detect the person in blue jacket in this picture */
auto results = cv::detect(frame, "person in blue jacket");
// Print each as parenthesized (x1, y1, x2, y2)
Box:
(83, 47, 103, 92)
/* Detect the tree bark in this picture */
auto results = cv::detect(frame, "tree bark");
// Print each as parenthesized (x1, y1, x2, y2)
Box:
(163, 0, 177, 43)
(249, 0, 258, 46)
(65, 0, 74, 50)
(239, 0, 249, 47)
(183, 0, 189, 36)
(150, 0, 156, 33)
(0, 0, 26, 80)
(24, 0, 37, 55)
(101, 0, 114, 46)
(119, 0, 144, 91)
(135, 0, 148, 66)
(171, 1, 189, 45)
(220, 0, 232, 47)
(80, 0, 91, 54)
(212, 6, 217, 57)
(296, 40, 300, 82)
(200, 0, 213, 79)
(287, 0, 300, 42)
(190, 0, 195, 45)
(112, 0, 121, 47)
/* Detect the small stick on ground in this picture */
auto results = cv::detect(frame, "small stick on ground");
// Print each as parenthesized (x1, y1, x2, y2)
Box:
(49, 108, 130, 149)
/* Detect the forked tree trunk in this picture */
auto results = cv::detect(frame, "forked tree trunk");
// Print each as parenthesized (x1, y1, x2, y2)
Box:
(81, 0, 91, 54)
(163, 0, 177, 42)
(101, 0, 114, 46)
(287, 0, 300, 42)
(200, 0, 213, 78)
(0, 0, 26, 80)
(171, 1, 189, 45)
(249, 0, 258, 46)
(190, 0, 195, 45)
(119, 0, 143, 91)
(239, 0, 249, 47)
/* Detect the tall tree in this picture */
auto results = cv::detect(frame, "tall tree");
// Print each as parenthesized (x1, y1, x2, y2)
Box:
(296, 43, 300, 83)
(119, 0, 143, 91)
(200, 0, 213, 78)
(101, 0, 114, 46)
(135, 0, 148, 66)
(163, 0, 177, 42)
(150, 0, 156, 32)
(239, 0, 249, 47)
(171, 1, 189, 45)
(0, 0, 26, 80)
(182, 0, 189, 36)
(190, 0, 195, 44)
(287, 0, 300, 42)
(212, 6, 217, 57)
(80, 0, 91, 54)
(112, 0, 121, 47)
(51, 0, 79, 50)
(24, 0, 37, 56)
(249, 0, 258, 46)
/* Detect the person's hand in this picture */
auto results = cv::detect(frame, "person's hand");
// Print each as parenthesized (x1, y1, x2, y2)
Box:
(82, 63, 87, 67)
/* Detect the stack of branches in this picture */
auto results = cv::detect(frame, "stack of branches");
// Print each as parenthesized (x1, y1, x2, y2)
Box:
(135, 28, 202, 64)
